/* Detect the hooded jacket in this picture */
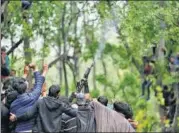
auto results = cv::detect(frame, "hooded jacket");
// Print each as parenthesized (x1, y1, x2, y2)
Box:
(16, 96, 77, 133)
(1, 102, 9, 133)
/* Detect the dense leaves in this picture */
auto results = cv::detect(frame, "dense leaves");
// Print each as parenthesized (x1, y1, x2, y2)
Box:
(1, 1, 179, 132)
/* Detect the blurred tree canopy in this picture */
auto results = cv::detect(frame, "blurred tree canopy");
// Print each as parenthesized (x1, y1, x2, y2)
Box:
(1, 1, 179, 132)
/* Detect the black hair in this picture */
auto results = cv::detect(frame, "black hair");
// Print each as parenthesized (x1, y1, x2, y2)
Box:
(163, 85, 168, 91)
(48, 85, 60, 98)
(5, 90, 19, 109)
(2, 77, 19, 108)
(113, 101, 133, 119)
(2, 77, 14, 91)
(13, 77, 27, 94)
(97, 96, 108, 106)
(1, 47, 6, 52)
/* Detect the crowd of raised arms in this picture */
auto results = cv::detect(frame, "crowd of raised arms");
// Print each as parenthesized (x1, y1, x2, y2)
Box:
(1, 46, 138, 133)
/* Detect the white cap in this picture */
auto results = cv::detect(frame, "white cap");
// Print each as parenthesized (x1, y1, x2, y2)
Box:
(71, 104, 78, 109)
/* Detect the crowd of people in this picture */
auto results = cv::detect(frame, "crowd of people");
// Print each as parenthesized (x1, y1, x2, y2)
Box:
(1, 42, 179, 133)
(140, 44, 179, 131)
(1, 46, 138, 132)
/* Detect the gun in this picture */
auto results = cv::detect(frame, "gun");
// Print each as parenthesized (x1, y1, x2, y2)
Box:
(77, 62, 94, 93)
(83, 62, 94, 79)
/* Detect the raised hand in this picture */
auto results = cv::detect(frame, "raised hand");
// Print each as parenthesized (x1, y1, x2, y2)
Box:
(23, 65, 30, 78)
(29, 63, 37, 71)
(42, 64, 48, 77)
(128, 119, 138, 129)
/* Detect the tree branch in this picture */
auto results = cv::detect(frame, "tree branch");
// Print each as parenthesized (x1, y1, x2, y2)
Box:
(7, 38, 24, 55)
(48, 54, 73, 68)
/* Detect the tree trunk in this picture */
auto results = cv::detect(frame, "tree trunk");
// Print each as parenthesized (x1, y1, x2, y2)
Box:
(23, 36, 33, 90)
(73, 6, 80, 81)
(93, 58, 97, 90)
(61, 3, 69, 97)
(1, 0, 9, 27)
(101, 54, 107, 91)
(66, 61, 76, 91)
(10, 34, 14, 62)
(157, 2, 167, 131)
(58, 46, 63, 85)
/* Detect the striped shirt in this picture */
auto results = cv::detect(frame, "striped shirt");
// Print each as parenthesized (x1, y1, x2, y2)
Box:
(10, 71, 45, 132)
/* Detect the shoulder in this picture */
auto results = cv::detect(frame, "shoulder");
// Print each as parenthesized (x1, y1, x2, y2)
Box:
(37, 98, 44, 104)
(1, 102, 9, 114)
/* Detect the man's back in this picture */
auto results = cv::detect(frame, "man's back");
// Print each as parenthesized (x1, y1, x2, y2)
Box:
(62, 113, 77, 132)
(16, 96, 77, 133)
(33, 97, 66, 132)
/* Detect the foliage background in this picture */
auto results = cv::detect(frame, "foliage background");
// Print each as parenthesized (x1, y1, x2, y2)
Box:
(1, 1, 179, 132)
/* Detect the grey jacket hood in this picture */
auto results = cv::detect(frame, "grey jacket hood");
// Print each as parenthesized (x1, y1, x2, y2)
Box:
(43, 96, 63, 110)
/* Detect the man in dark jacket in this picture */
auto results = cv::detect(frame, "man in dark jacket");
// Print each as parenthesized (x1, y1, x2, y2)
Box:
(1, 99, 9, 133)
(61, 97, 78, 133)
(10, 85, 77, 133)
(1, 76, 19, 132)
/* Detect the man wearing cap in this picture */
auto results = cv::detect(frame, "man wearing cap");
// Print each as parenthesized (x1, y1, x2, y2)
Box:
(61, 78, 95, 132)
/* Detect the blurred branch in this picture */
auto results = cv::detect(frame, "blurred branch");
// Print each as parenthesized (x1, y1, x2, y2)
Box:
(48, 54, 73, 68)
(7, 38, 24, 55)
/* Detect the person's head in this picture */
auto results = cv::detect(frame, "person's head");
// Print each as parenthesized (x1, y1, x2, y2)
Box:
(13, 77, 28, 94)
(170, 57, 175, 64)
(10, 69, 16, 76)
(2, 77, 14, 91)
(113, 101, 133, 119)
(97, 96, 108, 106)
(1, 47, 7, 65)
(5, 90, 19, 108)
(1, 46, 6, 52)
(48, 85, 60, 98)
(2, 77, 15, 98)
(1, 77, 19, 107)
(76, 93, 86, 106)
(177, 53, 179, 59)
(163, 85, 168, 91)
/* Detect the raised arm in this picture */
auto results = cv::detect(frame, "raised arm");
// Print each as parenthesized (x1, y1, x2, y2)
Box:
(83, 79, 91, 100)
(62, 102, 77, 117)
(23, 65, 30, 79)
(28, 64, 48, 100)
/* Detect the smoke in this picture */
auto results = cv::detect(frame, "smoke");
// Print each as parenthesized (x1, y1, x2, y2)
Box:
(94, 3, 121, 63)
(94, 20, 108, 62)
